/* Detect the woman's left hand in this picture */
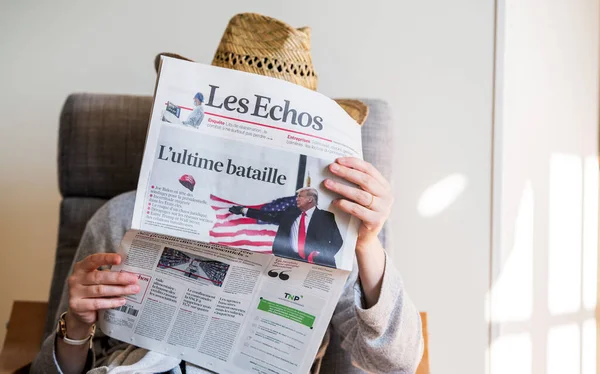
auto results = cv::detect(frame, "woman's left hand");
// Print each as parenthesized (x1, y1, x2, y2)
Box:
(324, 157, 393, 253)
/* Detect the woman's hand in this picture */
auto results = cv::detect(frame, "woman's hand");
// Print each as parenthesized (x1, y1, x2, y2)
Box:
(66, 253, 139, 337)
(324, 157, 393, 253)
(324, 157, 393, 307)
(56, 254, 138, 374)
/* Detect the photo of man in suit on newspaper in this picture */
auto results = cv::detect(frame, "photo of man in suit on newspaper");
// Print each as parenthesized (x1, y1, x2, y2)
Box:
(228, 187, 343, 268)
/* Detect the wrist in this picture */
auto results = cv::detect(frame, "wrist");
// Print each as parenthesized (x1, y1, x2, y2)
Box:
(355, 236, 386, 308)
(64, 312, 94, 340)
(355, 235, 382, 255)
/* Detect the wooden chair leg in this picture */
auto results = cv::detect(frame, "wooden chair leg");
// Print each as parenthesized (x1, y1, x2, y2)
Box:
(0, 301, 48, 373)
(416, 312, 430, 374)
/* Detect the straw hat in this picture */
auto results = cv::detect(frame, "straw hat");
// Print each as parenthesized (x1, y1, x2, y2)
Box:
(155, 13, 368, 125)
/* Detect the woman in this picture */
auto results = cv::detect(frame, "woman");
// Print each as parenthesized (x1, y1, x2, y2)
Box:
(32, 13, 423, 374)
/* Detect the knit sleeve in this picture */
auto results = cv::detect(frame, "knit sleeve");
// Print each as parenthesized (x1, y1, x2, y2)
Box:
(30, 333, 95, 374)
(330, 253, 424, 373)
(30, 192, 136, 374)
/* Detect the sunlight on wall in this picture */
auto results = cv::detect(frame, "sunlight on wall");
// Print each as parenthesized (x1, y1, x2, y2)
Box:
(417, 173, 468, 217)
(488, 152, 597, 374)
(582, 156, 598, 310)
(548, 154, 582, 316)
(582, 319, 596, 374)
(547, 324, 580, 374)
(489, 333, 531, 374)
(487, 182, 533, 322)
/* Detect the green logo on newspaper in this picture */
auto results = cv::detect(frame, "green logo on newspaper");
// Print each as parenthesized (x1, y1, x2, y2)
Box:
(284, 292, 302, 301)
(257, 298, 315, 328)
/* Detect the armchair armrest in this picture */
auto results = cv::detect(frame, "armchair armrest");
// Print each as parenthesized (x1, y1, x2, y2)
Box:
(0, 301, 48, 373)
(416, 312, 430, 374)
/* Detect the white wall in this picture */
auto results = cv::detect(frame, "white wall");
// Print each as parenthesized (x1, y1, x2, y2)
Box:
(490, 1, 599, 374)
(0, 1, 496, 373)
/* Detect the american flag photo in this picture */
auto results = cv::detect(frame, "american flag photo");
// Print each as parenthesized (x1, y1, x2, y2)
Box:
(209, 194, 297, 253)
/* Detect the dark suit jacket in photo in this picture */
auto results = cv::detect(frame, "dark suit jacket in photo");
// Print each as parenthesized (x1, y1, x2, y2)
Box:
(245, 206, 343, 268)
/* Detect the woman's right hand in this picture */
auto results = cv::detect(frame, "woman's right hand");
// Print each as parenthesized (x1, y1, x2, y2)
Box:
(65, 253, 139, 338)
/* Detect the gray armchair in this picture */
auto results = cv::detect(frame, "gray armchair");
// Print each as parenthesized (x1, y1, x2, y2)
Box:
(0, 93, 429, 373)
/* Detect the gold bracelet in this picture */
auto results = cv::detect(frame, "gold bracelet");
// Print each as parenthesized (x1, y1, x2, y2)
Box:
(56, 311, 96, 349)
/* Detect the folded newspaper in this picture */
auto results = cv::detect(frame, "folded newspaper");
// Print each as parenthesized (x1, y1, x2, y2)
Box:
(99, 56, 364, 374)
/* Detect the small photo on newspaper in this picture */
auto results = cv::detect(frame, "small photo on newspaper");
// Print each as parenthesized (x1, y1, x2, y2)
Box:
(157, 247, 230, 287)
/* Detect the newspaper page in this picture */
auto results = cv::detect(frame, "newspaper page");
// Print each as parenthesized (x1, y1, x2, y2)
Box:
(99, 56, 365, 373)
(101, 230, 349, 374)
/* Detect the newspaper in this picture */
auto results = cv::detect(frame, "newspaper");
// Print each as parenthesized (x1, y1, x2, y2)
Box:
(99, 56, 364, 374)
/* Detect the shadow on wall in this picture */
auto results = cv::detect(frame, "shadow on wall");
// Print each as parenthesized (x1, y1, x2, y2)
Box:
(487, 153, 598, 374)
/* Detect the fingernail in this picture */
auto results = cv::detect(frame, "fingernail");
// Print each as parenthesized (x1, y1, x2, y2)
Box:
(131, 285, 140, 293)
(330, 164, 339, 172)
(120, 299, 127, 305)
(324, 179, 333, 187)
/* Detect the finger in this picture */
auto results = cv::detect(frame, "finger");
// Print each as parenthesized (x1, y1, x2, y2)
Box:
(82, 270, 139, 286)
(335, 198, 379, 225)
(70, 297, 127, 312)
(329, 163, 387, 197)
(75, 253, 122, 273)
(324, 179, 380, 210)
(336, 157, 390, 189)
(81, 284, 140, 298)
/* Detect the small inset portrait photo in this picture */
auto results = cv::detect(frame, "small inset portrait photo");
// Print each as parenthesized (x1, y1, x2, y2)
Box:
(161, 92, 205, 129)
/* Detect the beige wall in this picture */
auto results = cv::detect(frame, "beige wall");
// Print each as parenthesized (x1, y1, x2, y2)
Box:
(0, 1, 496, 372)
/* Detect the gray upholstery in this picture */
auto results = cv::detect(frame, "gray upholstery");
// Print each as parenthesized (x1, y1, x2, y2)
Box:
(45, 93, 394, 338)
(59, 94, 152, 198)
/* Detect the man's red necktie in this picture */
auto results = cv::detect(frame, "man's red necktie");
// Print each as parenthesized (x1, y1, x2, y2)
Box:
(298, 212, 307, 259)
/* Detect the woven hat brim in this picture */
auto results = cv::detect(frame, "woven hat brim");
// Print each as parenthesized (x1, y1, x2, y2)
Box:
(334, 99, 368, 126)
